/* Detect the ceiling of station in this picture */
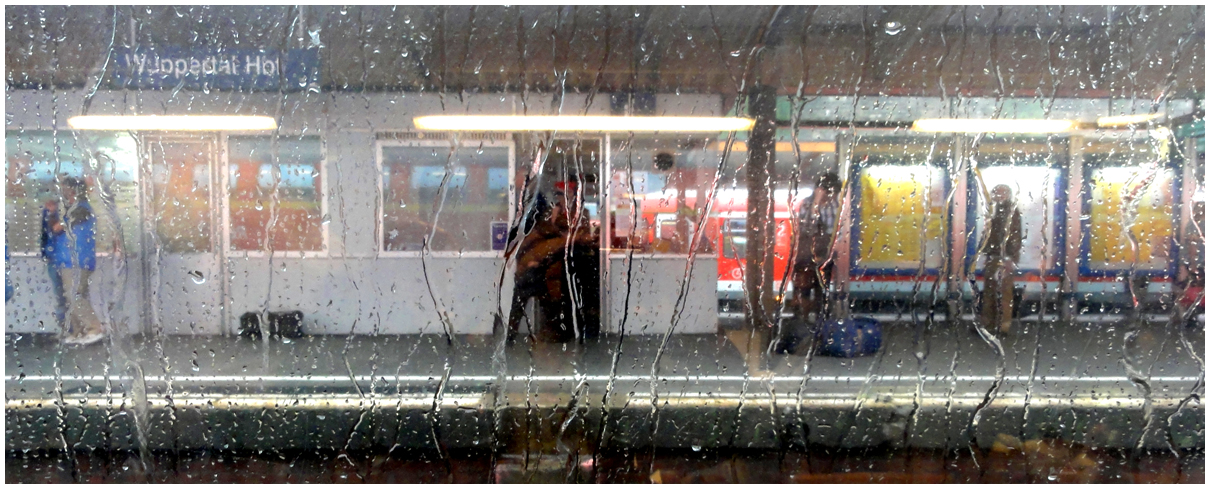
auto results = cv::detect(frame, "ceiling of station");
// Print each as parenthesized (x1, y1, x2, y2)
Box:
(5, 5, 1204, 99)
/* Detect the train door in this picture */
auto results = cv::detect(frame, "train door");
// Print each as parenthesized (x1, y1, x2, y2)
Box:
(141, 136, 223, 334)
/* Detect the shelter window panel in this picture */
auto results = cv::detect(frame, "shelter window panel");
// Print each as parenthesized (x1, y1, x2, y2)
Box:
(147, 138, 216, 254)
(970, 137, 1066, 275)
(851, 136, 952, 274)
(227, 136, 325, 254)
(5, 131, 139, 256)
(607, 136, 704, 254)
(379, 140, 512, 253)
(1082, 137, 1175, 273)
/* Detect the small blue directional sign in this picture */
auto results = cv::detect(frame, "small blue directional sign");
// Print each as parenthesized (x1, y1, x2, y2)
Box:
(491, 221, 509, 251)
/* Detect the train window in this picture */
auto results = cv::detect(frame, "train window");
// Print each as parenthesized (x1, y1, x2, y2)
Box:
(379, 140, 512, 253)
(227, 135, 325, 253)
(607, 136, 716, 254)
(721, 219, 747, 259)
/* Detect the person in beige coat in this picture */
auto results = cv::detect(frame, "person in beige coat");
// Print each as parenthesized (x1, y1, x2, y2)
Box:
(983, 184, 1023, 334)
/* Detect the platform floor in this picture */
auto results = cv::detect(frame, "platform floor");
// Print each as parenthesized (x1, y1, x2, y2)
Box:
(5, 315, 1205, 454)
(7, 316, 1202, 392)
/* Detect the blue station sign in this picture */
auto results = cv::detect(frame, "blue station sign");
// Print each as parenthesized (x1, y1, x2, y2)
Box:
(111, 47, 320, 91)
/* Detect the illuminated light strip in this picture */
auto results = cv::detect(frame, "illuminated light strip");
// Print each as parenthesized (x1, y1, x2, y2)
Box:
(714, 141, 838, 153)
(8, 394, 1194, 412)
(1097, 113, 1163, 127)
(6, 374, 1199, 383)
(912, 118, 1075, 133)
(413, 115, 755, 132)
(67, 115, 278, 131)
(717, 211, 794, 219)
(6, 394, 484, 411)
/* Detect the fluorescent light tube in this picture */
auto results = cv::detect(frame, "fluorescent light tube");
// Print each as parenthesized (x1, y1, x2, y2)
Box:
(1097, 113, 1162, 127)
(912, 118, 1074, 133)
(413, 115, 755, 132)
(715, 141, 837, 153)
(67, 115, 278, 131)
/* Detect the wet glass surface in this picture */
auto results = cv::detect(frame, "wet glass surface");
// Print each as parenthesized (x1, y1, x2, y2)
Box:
(4, 5, 1205, 483)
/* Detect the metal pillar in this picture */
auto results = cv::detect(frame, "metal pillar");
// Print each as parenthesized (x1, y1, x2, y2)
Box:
(1061, 136, 1085, 322)
(745, 86, 777, 331)
(947, 134, 969, 320)
(1174, 136, 1199, 292)
(600, 134, 613, 334)
(1179, 137, 1198, 251)
(832, 132, 852, 319)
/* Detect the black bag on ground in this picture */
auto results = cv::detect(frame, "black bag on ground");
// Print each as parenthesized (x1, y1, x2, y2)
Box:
(239, 311, 305, 339)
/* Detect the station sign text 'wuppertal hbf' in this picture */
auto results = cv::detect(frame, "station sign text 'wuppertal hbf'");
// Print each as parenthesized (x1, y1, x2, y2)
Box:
(111, 47, 320, 91)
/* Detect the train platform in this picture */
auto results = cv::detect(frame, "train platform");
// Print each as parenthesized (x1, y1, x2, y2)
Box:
(6, 315, 1203, 454)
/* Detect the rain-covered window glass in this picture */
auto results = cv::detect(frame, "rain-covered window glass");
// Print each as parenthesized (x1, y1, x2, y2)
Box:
(379, 138, 512, 252)
(227, 135, 325, 253)
(3, 5, 1205, 484)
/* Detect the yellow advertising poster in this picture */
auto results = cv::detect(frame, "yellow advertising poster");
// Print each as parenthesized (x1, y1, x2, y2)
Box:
(858, 166, 946, 270)
(1088, 167, 1174, 270)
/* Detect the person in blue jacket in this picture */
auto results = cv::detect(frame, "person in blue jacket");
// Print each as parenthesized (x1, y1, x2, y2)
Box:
(44, 176, 103, 345)
(41, 196, 68, 322)
(5, 245, 12, 302)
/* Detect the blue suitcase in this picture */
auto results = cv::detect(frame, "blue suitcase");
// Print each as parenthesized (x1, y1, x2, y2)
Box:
(816, 317, 882, 358)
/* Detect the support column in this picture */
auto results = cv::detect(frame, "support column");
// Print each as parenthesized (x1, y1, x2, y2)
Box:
(1061, 136, 1085, 322)
(947, 135, 969, 321)
(1178, 136, 1198, 284)
(832, 132, 852, 319)
(600, 134, 612, 334)
(745, 85, 777, 332)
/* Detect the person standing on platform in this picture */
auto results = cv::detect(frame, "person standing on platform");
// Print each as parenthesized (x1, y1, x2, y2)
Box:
(509, 181, 600, 343)
(791, 172, 842, 323)
(42, 192, 68, 325)
(5, 246, 12, 303)
(45, 176, 104, 345)
(983, 184, 1023, 334)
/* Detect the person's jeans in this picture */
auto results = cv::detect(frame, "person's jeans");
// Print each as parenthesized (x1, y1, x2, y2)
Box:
(46, 261, 67, 325)
(56, 267, 103, 338)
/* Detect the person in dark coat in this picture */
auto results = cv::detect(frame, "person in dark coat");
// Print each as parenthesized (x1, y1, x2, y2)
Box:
(508, 181, 600, 343)
(983, 184, 1023, 334)
(791, 172, 841, 323)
